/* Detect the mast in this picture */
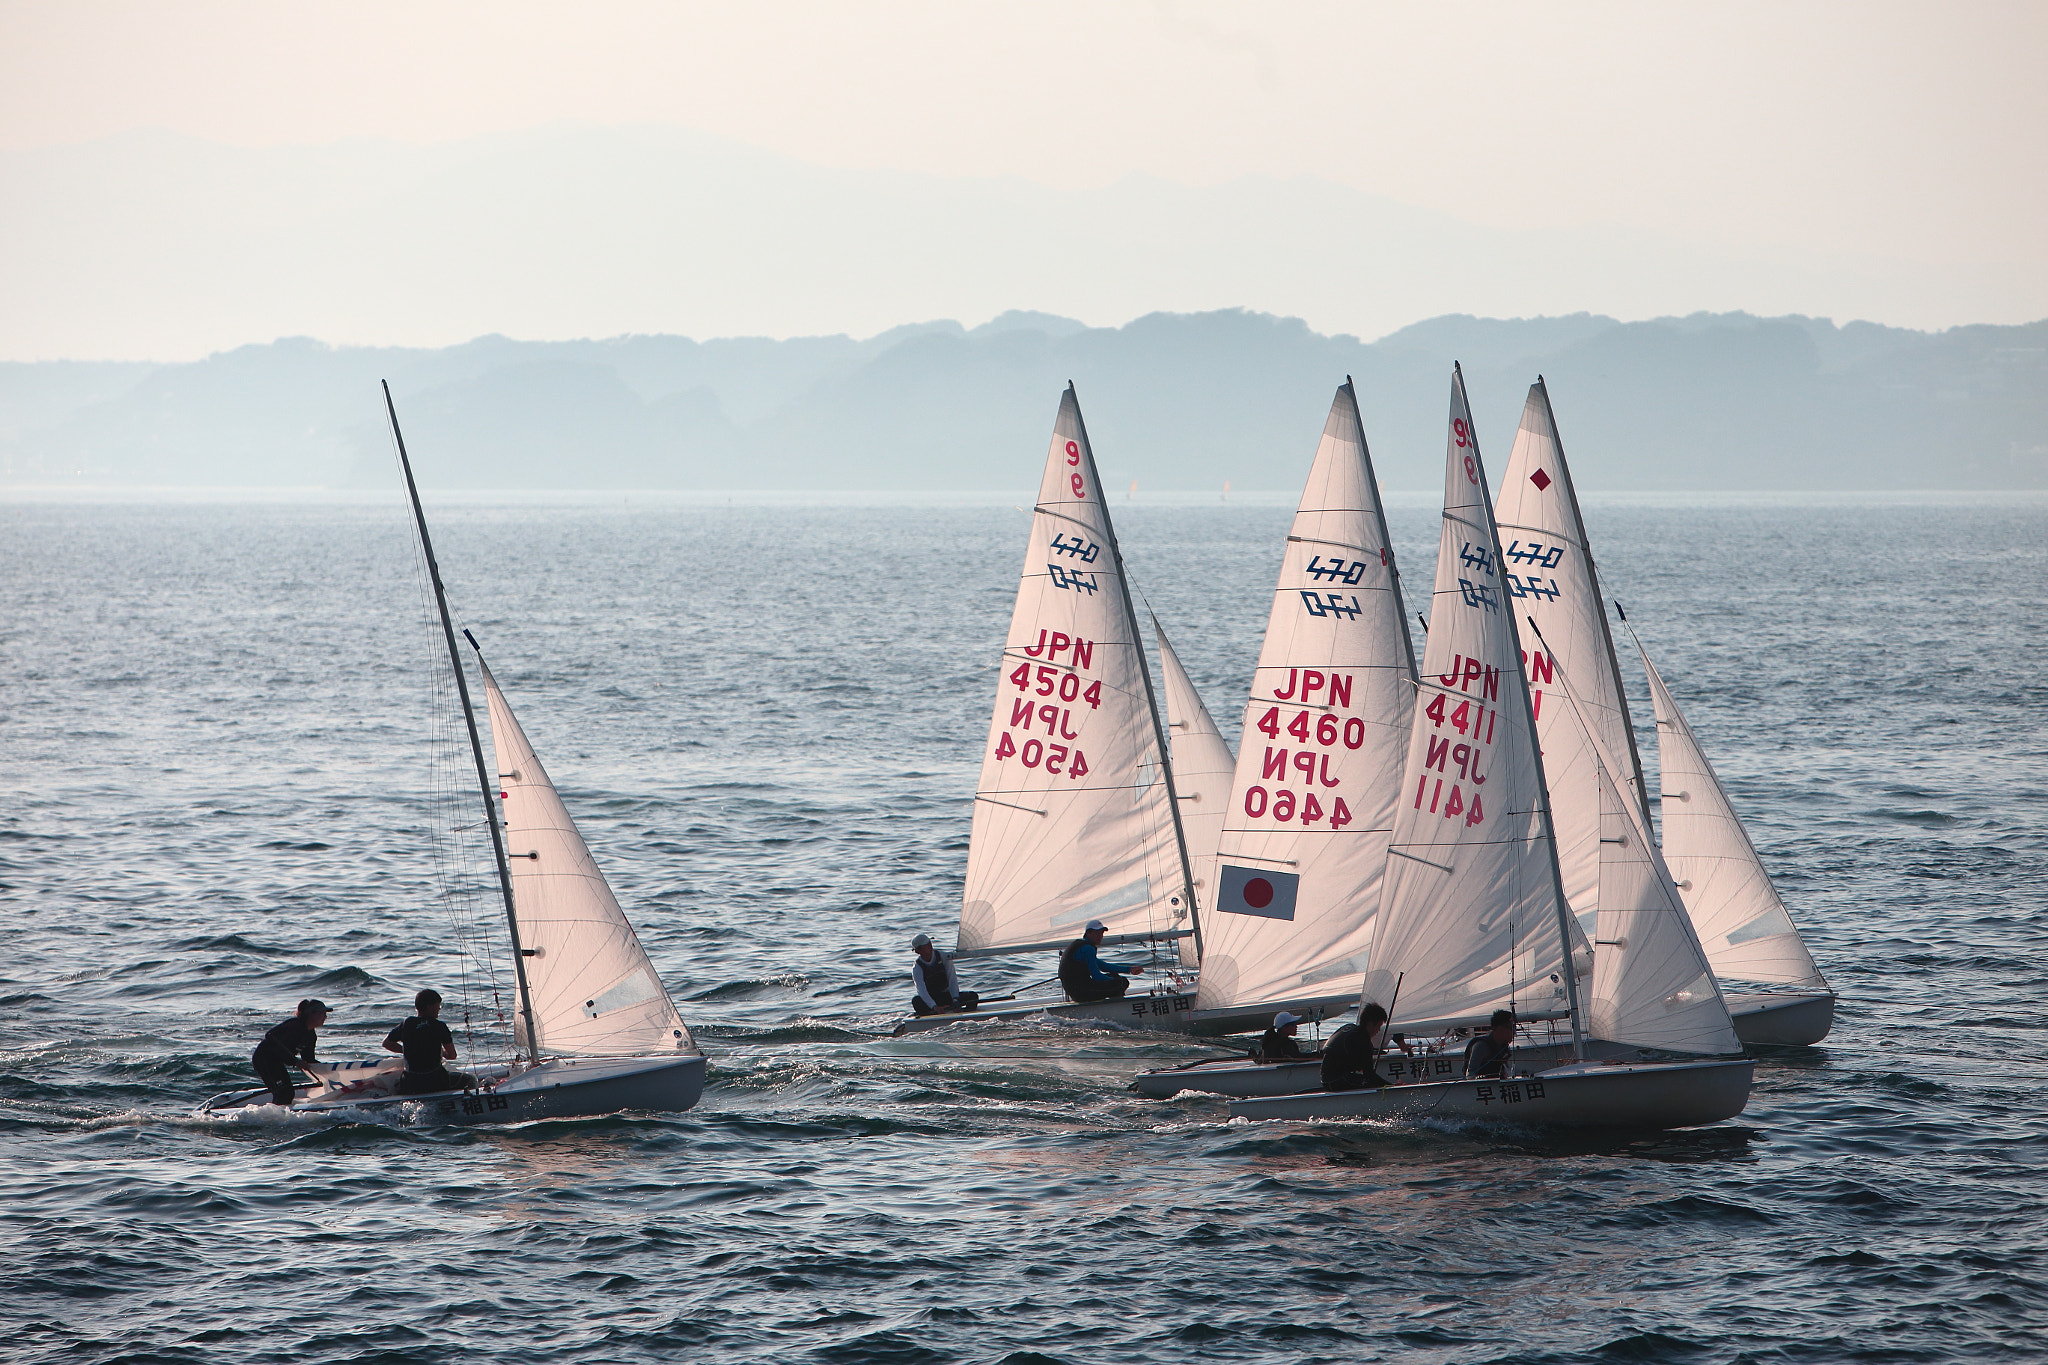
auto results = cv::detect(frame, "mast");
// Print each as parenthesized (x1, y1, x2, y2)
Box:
(1457, 363, 1587, 1058)
(1533, 377, 1655, 832)
(1069, 384, 1206, 963)
(382, 381, 541, 1061)
(1346, 376, 1420, 680)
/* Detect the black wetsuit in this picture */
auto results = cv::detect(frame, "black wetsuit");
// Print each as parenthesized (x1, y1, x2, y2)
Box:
(385, 1016, 475, 1095)
(1255, 1028, 1306, 1062)
(1319, 1022, 1391, 1091)
(251, 1016, 319, 1105)
(1463, 1034, 1514, 1079)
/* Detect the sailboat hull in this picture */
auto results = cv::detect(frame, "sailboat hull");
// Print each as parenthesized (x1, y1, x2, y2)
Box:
(1727, 991, 1836, 1046)
(890, 988, 1359, 1038)
(200, 1054, 707, 1124)
(1227, 1057, 1753, 1130)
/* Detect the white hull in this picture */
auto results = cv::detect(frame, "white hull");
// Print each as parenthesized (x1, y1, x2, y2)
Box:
(890, 988, 1358, 1039)
(1727, 991, 1836, 1046)
(200, 1054, 706, 1124)
(1227, 1057, 1753, 1130)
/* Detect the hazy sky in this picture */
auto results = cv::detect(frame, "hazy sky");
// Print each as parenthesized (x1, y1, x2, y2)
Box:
(3, 1, 2044, 360)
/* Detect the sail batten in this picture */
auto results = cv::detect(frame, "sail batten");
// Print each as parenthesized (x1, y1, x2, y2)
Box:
(959, 387, 1194, 954)
(1196, 382, 1417, 1014)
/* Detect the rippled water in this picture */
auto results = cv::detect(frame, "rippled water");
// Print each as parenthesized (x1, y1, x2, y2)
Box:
(3, 489, 2045, 1364)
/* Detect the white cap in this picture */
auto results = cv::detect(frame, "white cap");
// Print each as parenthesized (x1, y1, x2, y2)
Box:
(1084, 919, 1107, 933)
(1273, 1011, 1302, 1028)
(911, 933, 932, 949)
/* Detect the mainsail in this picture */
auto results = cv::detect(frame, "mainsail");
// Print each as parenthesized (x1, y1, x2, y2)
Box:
(1154, 618, 1234, 968)
(1361, 367, 1581, 1034)
(479, 658, 698, 1057)
(958, 386, 1196, 953)
(1197, 382, 1418, 1014)
(1494, 379, 1653, 945)
(1635, 640, 1830, 990)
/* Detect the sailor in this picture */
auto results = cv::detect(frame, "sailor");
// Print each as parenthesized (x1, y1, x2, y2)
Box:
(1462, 1009, 1517, 1079)
(382, 989, 479, 1095)
(1255, 1010, 1309, 1061)
(909, 934, 980, 1016)
(251, 998, 329, 1106)
(1320, 1002, 1394, 1091)
(1057, 919, 1145, 1002)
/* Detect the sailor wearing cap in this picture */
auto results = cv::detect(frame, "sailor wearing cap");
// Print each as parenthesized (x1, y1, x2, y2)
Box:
(1255, 1009, 1310, 1062)
(251, 998, 331, 1106)
(1056, 919, 1145, 1002)
(909, 934, 980, 1017)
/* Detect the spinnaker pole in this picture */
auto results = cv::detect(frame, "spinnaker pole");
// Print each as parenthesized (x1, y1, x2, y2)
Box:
(383, 381, 542, 1061)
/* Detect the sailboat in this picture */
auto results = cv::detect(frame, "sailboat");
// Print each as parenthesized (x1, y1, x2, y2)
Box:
(893, 384, 1211, 1036)
(1626, 622, 1835, 1043)
(1228, 367, 1751, 1130)
(1495, 379, 1833, 1045)
(201, 385, 706, 1122)
(1136, 381, 1422, 1094)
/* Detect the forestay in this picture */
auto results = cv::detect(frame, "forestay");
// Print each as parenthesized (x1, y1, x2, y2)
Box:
(959, 386, 1195, 952)
(1360, 368, 1578, 1034)
(1154, 618, 1234, 968)
(1636, 641, 1830, 990)
(479, 661, 698, 1057)
(1198, 382, 1418, 1014)
(1494, 379, 1653, 944)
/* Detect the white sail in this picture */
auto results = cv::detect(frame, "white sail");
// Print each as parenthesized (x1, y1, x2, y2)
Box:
(1524, 644, 1739, 1054)
(1362, 368, 1579, 1033)
(480, 661, 698, 1057)
(1637, 642, 1830, 989)
(1154, 618, 1234, 968)
(1493, 379, 1652, 947)
(1197, 382, 1419, 1013)
(959, 386, 1194, 952)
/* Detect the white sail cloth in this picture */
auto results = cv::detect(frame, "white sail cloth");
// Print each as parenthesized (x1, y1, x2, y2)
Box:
(1155, 619, 1234, 968)
(1494, 380, 1653, 943)
(959, 386, 1193, 952)
(1531, 650, 1740, 1054)
(1637, 643, 1830, 989)
(480, 662, 697, 1057)
(1362, 369, 1577, 1032)
(1198, 383, 1417, 1013)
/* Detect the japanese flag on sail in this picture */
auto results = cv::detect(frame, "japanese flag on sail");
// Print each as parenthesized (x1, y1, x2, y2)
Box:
(1216, 864, 1300, 921)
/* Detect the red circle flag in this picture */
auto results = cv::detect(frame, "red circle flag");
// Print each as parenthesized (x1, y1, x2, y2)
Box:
(1244, 877, 1274, 909)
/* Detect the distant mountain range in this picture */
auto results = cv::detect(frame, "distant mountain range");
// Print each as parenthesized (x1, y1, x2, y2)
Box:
(3, 308, 2043, 490)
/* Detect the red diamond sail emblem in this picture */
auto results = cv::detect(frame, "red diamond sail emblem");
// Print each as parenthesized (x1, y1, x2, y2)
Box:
(1529, 469, 1552, 491)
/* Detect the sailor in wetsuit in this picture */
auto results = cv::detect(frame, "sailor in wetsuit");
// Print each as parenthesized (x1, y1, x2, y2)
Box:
(382, 989, 479, 1095)
(1058, 919, 1145, 1002)
(1255, 1010, 1309, 1061)
(251, 998, 330, 1106)
(1463, 1009, 1517, 1079)
(1320, 1002, 1395, 1091)
(909, 933, 981, 1016)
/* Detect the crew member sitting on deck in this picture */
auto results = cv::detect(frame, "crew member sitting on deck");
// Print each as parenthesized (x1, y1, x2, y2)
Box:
(1058, 919, 1145, 1002)
(910, 933, 980, 1016)
(1463, 1009, 1517, 1079)
(1255, 1010, 1310, 1061)
(251, 998, 330, 1106)
(382, 989, 479, 1095)
(1321, 1002, 1394, 1091)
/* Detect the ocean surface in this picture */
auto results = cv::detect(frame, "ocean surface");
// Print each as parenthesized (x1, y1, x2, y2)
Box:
(2, 487, 2044, 1365)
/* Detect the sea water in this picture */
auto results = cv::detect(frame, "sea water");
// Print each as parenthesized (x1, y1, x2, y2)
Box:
(2, 490, 2044, 1364)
